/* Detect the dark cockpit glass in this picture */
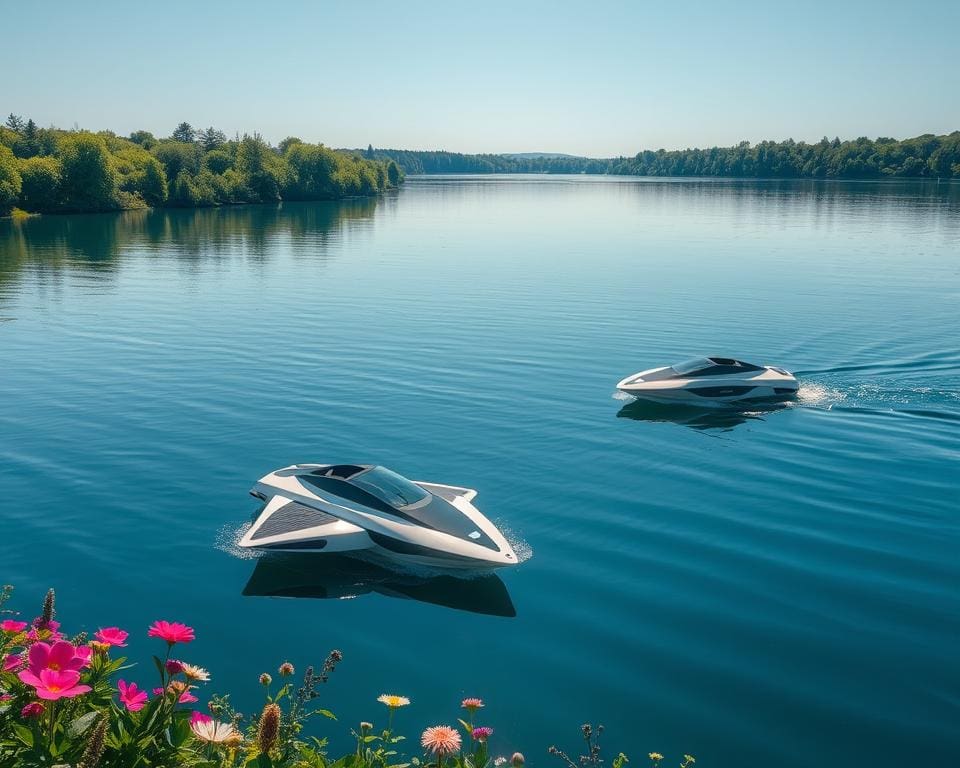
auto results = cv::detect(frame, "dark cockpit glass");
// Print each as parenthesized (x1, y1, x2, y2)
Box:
(671, 358, 714, 375)
(670, 357, 763, 377)
(349, 466, 431, 510)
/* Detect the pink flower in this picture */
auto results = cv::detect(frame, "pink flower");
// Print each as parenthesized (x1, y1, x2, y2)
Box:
(472, 727, 494, 742)
(461, 697, 485, 711)
(118, 680, 148, 712)
(191, 710, 213, 725)
(0, 694, 12, 702)
(153, 685, 197, 704)
(165, 659, 185, 675)
(21, 702, 44, 718)
(0, 619, 28, 633)
(2, 654, 23, 673)
(148, 620, 195, 645)
(74, 646, 93, 668)
(32, 618, 60, 632)
(24, 669, 91, 701)
(21, 641, 87, 683)
(94, 627, 128, 647)
(421, 725, 462, 755)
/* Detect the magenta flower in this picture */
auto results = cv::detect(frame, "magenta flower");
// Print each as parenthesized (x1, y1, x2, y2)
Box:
(25, 669, 91, 701)
(118, 680, 149, 712)
(22, 641, 87, 681)
(94, 627, 129, 647)
(21, 702, 44, 718)
(191, 710, 213, 725)
(2, 654, 23, 673)
(153, 686, 197, 704)
(472, 727, 494, 742)
(147, 620, 195, 645)
(74, 646, 93, 668)
(0, 694, 11, 702)
(165, 659, 185, 675)
(32, 618, 60, 632)
(0, 619, 27, 633)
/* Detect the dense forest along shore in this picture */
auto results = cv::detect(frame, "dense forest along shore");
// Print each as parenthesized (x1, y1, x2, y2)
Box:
(0, 117, 403, 216)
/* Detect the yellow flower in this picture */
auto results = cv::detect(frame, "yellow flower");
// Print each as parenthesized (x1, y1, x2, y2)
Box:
(377, 694, 411, 708)
(682, 757, 696, 766)
(648, 754, 663, 762)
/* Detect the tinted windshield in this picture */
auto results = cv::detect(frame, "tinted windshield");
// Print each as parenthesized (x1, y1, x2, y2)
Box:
(671, 358, 713, 375)
(350, 466, 430, 509)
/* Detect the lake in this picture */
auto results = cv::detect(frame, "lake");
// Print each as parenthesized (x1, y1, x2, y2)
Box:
(1, 176, 958, 767)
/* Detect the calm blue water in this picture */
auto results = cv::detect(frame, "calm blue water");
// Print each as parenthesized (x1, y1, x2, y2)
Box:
(1, 177, 958, 767)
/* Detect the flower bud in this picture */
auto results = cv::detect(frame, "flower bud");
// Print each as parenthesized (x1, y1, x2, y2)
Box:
(257, 702, 281, 755)
(512, 752, 525, 768)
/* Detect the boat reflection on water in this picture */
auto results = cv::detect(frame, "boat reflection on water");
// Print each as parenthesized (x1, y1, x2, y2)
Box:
(616, 398, 791, 432)
(242, 553, 516, 617)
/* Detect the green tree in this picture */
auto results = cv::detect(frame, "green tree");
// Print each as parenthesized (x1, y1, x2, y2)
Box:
(18, 155, 62, 211)
(0, 143, 22, 214)
(283, 142, 339, 199)
(5, 114, 24, 133)
(171, 122, 195, 142)
(386, 160, 401, 186)
(114, 146, 168, 205)
(56, 132, 119, 210)
(235, 133, 282, 202)
(278, 136, 303, 154)
(198, 127, 226, 151)
(151, 141, 201, 181)
(203, 148, 233, 174)
(129, 130, 157, 149)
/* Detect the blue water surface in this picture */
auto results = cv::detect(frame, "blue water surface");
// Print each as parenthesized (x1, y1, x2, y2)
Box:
(1, 176, 958, 767)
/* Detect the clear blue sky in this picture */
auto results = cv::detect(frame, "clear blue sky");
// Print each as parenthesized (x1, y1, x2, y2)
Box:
(3, 0, 958, 156)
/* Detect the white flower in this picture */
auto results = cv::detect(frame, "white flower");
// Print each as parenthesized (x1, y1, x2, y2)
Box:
(181, 663, 210, 682)
(496, 758, 508, 766)
(191, 720, 239, 743)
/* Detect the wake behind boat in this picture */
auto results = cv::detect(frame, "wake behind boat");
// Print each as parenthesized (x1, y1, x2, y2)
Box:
(617, 357, 799, 405)
(239, 464, 518, 570)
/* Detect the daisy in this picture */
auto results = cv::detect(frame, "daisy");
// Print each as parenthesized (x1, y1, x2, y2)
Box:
(181, 663, 210, 682)
(191, 718, 240, 744)
(377, 694, 410, 708)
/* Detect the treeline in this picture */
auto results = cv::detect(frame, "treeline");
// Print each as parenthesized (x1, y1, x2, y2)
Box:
(0, 117, 403, 216)
(358, 147, 610, 175)
(367, 132, 960, 179)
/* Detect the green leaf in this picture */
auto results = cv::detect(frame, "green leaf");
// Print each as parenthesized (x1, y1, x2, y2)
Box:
(458, 718, 473, 735)
(257, 754, 274, 768)
(68, 710, 100, 738)
(11, 724, 33, 746)
(317, 708, 337, 720)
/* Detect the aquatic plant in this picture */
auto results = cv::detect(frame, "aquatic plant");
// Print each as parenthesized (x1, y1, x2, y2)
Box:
(0, 586, 693, 767)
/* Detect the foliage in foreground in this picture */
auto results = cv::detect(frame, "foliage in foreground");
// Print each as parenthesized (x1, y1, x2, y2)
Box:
(0, 586, 694, 768)
(0, 116, 403, 216)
